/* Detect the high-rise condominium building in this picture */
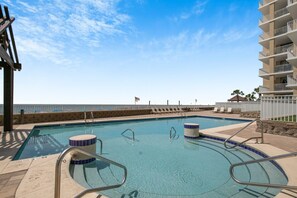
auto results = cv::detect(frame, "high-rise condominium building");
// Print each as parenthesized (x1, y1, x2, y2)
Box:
(259, 0, 297, 95)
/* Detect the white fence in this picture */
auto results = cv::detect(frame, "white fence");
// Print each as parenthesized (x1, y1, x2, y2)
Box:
(215, 102, 260, 112)
(260, 95, 297, 122)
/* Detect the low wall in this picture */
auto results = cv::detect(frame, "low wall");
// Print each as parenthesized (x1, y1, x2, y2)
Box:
(240, 111, 260, 118)
(0, 109, 152, 126)
(256, 120, 297, 138)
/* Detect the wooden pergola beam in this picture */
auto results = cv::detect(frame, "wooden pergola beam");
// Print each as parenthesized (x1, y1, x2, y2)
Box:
(0, 17, 14, 35)
(0, 5, 22, 132)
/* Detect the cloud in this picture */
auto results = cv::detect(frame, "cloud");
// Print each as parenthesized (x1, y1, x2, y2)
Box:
(17, 1, 38, 13)
(222, 29, 259, 43)
(193, 0, 208, 15)
(2, 0, 13, 6)
(172, 0, 208, 22)
(9, 0, 131, 66)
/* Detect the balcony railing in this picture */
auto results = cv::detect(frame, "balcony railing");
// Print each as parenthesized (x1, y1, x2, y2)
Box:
(288, 0, 297, 6)
(275, 83, 290, 91)
(287, 75, 297, 86)
(259, 51, 270, 58)
(260, 15, 271, 24)
(259, 32, 270, 41)
(275, 43, 293, 54)
(259, 0, 274, 7)
(259, 68, 269, 76)
(288, 20, 297, 32)
(259, 86, 269, 93)
(274, 63, 292, 72)
(274, 25, 288, 36)
(275, 7, 289, 18)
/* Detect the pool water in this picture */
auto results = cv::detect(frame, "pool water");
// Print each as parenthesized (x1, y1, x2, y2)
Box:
(14, 116, 248, 160)
(14, 116, 287, 197)
(70, 137, 287, 198)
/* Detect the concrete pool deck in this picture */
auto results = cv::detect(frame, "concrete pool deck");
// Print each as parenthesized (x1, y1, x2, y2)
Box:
(0, 110, 296, 198)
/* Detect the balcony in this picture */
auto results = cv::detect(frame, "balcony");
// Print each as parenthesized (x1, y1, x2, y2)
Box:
(275, 7, 289, 18)
(275, 43, 293, 54)
(259, 86, 270, 94)
(259, 85, 293, 94)
(259, 64, 293, 79)
(287, 20, 297, 43)
(259, 0, 274, 8)
(287, 75, 297, 88)
(287, 0, 297, 18)
(275, 63, 292, 72)
(287, 46, 297, 65)
(259, 15, 271, 25)
(274, 25, 288, 36)
(259, 32, 270, 42)
(275, 83, 290, 91)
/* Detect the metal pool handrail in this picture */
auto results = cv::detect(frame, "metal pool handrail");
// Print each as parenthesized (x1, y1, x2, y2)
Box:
(97, 138, 103, 155)
(169, 127, 177, 140)
(84, 111, 94, 124)
(121, 129, 135, 141)
(224, 119, 264, 149)
(230, 152, 297, 189)
(54, 147, 127, 198)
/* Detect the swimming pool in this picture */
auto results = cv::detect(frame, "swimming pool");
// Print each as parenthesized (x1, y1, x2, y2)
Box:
(14, 116, 288, 197)
(14, 116, 248, 160)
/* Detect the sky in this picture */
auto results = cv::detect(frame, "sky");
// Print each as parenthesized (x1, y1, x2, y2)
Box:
(0, 0, 262, 105)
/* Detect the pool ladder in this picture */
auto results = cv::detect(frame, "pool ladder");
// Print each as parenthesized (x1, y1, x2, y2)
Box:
(84, 111, 94, 124)
(224, 119, 263, 149)
(54, 147, 127, 198)
(121, 129, 135, 141)
(169, 127, 179, 140)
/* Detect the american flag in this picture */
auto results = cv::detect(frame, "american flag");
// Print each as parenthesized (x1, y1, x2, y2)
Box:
(135, 97, 140, 103)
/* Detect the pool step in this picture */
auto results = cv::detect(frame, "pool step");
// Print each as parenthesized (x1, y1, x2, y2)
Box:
(70, 164, 91, 189)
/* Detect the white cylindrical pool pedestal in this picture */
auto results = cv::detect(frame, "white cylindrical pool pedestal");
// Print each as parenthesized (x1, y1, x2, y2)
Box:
(69, 134, 97, 164)
(184, 123, 199, 139)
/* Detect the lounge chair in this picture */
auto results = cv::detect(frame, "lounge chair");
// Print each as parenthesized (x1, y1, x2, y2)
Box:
(227, 107, 232, 113)
(219, 107, 225, 113)
(213, 107, 219, 113)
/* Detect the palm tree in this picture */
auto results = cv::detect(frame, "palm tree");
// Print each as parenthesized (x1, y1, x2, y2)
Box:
(254, 87, 261, 101)
(245, 92, 256, 101)
(231, 89, 245, 102)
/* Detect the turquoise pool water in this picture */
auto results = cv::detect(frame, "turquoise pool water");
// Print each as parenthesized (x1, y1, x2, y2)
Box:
(14, 116, 248, 160)
(14, 116, 287, 197)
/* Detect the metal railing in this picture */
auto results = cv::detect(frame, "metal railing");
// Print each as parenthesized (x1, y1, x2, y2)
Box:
(259, 86, 269, 93)
(259, 0, 274, 7)
(54, 147, 127, 198)
(274, 63, 292, 73)
(275, 43, 293, 54)
(97, 138, 103, 155)
(260, 15, 270, 24)
(287, 75, 297, 86)
(274, 7, 289, 18)
(84, 111, 94, 123)
(224, 119, 263, 149)
(121, 129, 135, 141)
(287, 20, 297, 32)
(169, 127, 179, 140)
(259, 68, 268, 76)
(288, 0, 297, 6)
(274, 83, 289, 91)
(259, 51, 270, 58)
(230, 152, 297, 189)
(274, 25, 288, 36)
